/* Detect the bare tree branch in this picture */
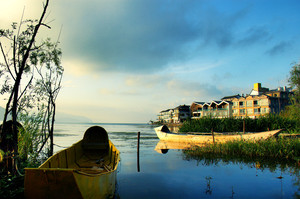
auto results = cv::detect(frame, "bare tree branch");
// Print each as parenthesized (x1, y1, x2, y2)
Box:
(13, 36, 18, 76)
(0, 42, 15, 80)
(41, 23, 51, 29)
(17, 75, 33, 102)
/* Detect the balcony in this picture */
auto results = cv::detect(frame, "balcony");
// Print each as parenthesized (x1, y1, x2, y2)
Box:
(192, 110, 202, 113)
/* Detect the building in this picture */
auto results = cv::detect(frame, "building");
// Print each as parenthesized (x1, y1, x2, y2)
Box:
(191, 100, 233, 119)
(157, 83, 292, 122)
(225, 83, 292, 118)
(157, 105, 190, 124)
(173, 105, 191, 123)
(157, 109, 174, 123)
(231, 95, 271, 118)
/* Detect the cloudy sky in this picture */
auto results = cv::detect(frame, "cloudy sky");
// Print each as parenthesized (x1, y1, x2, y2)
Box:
(1, 0, 300, 123)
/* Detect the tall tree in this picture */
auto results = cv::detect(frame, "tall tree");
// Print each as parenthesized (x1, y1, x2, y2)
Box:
(0, 0, 61, 174)
(286, 62, 300, 120)
(34, 38, 63, 156)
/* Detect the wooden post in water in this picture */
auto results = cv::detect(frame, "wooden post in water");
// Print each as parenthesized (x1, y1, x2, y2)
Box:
(137, 132, 140, 172)
(211, 128, 215, 144)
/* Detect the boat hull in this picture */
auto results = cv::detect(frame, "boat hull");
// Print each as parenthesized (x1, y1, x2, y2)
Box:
(155, 125, 282, 144)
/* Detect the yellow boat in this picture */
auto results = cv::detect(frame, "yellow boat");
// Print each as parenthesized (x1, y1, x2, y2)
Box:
(24, 126, 120, 199)
(155, 125, 282, 144)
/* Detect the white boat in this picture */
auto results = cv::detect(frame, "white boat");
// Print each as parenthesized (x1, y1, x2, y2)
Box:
(155, 125, 282, 144)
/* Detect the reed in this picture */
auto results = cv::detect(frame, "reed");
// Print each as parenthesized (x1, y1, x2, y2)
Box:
(183, 137, 300, 163)
(180, 115, 299, 133)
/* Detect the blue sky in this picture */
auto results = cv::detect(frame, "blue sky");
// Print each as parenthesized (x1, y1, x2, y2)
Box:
(1, 0, 300, 122)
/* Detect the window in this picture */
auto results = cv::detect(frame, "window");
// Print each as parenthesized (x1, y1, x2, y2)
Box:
(246, 101, 252, 107)
(247, 109, 253, 114)
(233, 102, 238, 107)
(261, 108, 267, 113)
(253, 100, 258, 106)
(239, 109, 245, 115)
(239, 101, 244, 107)
(254, 108, 261, 114)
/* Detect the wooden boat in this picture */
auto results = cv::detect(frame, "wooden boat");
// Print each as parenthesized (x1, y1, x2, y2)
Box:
(25, 126, 120, 199)
(155, 125, 282, 144)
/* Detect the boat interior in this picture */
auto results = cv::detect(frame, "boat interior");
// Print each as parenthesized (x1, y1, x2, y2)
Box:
(39, 126, 119, 174)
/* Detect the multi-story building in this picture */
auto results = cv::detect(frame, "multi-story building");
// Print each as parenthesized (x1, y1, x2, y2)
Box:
(191, 101, 233, 119)
(173, 105, 191, 123)
(157, 105, 190, 124)
(157, 83, 292, 122)
(225, 83, 292, 118)
(157, 109, 174, 123)
(230, 95, 271, 118)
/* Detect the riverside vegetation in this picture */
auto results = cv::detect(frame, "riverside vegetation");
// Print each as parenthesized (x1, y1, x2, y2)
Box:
(181, 115, 300, 165)
(179, 114, 299, 134)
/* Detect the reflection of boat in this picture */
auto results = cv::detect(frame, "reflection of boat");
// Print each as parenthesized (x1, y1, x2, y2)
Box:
(154, 140, 204, 154)
(25, 126, 120, 199)
(155, 125, 282, 144)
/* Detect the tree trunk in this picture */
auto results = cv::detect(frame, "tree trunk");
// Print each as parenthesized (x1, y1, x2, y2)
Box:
(0, 0, 50, 175)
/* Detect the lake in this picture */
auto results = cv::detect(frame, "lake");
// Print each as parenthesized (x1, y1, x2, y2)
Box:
(54, 123, 299, 199)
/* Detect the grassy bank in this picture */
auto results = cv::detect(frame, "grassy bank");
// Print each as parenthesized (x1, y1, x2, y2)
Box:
(183, 137, 300, 166)
(180, 115, 299, 133)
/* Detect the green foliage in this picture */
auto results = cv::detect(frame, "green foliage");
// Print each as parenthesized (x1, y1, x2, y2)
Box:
(1, 0, 63, 168)
(18, 111, 49, 166)
(288, 62, 300, 93)
(0, 149, 4, 162)
(179, 115, 299, 133)
(284, 62, 300, 121)
(0, 175, 24, 199)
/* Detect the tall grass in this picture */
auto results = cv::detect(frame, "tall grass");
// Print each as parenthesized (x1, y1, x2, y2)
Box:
(180, 114, 299, 133)
(183, 137, 300, 164)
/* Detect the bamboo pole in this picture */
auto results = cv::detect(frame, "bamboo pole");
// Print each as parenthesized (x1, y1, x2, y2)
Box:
(243, 119, 245, 134)
(137, 132, 140, 172)
(211, 128, 215, 144)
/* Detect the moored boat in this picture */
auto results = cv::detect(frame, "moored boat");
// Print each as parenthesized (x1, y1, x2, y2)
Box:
(155, 125, 282, 144)
(25, 126, 120, 199)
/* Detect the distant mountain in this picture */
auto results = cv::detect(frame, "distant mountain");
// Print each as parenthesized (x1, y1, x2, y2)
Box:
(0, 106, 5, 121)
(55, 112, 93, 123)
(0, 106, 92, 124)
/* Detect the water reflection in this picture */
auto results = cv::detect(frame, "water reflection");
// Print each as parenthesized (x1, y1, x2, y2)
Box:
(53, 123, 299, 198)
(154, 139, 300, 198)
(154, 140, 203, 154)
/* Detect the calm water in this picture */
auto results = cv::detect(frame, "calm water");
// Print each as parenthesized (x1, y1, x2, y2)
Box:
(54, 123, 299, 199)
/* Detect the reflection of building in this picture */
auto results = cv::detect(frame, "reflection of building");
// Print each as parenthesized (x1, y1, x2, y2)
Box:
(191, 101, 233, 119)
(157, 105, 190, 124)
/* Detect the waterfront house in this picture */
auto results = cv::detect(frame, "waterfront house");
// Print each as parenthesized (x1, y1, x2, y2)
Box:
(225, 83, 292, 118)
(191, 101, 233, 119)
(157, 105, 190, 124)
(173, 105, 191, 123)
(157, 109, 174, 123)
(157, 83, 292, 123)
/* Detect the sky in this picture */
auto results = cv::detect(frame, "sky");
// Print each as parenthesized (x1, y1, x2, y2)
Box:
(0, 0, 300, 123)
